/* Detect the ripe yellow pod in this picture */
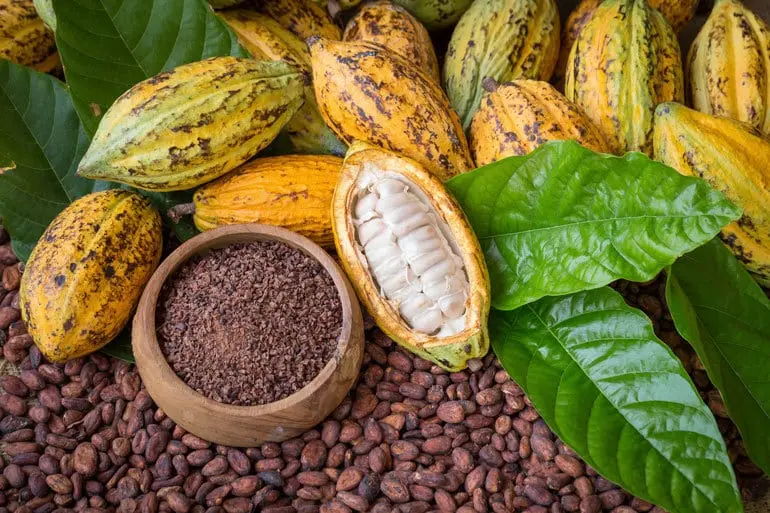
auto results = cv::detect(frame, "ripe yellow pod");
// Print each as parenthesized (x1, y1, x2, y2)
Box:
(688, 0, 770, 135)
(565, 0, 684, 155)
(469, 79, 610, 165)
(175, 155, 343, 248)
(20, 191, 162, 363)
(259, 0, 342, 41)
(0, 0, 59, 73)
(332, 142, 490, 371)
(77, 57, 305, 191)
(443, 0, 561, 129)
(654, 102, 770, 285)
(308, 37, 473, 181)
(221, 10, 346, 155)
(343, 0, 440, 82)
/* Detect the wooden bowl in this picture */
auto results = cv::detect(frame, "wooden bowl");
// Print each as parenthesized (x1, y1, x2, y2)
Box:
(132, 224, 364, 447)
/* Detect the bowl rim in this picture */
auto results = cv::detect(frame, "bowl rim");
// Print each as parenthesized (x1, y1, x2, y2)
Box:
(133, 223, 357, 418)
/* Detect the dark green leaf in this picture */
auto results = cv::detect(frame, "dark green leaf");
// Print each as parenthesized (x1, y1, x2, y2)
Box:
(667, 239, 770, 474)
(491, 287, 742, 513)
(446, 141, 741, 310)
(100, 329, 134, 362)
(0, 61, 113, 262)
(52, 0, 248, 135)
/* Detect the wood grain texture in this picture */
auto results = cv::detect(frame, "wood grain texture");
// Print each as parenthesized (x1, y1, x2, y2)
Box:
(132, 224, 364, 447)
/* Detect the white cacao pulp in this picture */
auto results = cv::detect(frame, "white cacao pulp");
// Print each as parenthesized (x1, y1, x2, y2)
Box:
(352, 163, 470, 337)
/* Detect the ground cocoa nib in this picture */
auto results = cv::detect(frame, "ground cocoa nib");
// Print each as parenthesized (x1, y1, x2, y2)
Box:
(155, 241, 342, 405)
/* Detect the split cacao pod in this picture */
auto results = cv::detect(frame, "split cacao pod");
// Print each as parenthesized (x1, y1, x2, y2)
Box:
(688, 0, 770, 135)
(20, 190, 162, 363)
(654, 102, 770, 286)
(308, 37, 473, 181)
(565, 0, 684, 156)
(333, 142, 490, 371)
(443, 0, 561, 130)
(1, 0, 59, 73)
(469, 79, 610, 165)
(183, 155, 342, 248)
(221, 10, 346, 156)
(77, 57, 305, 192)
(552, 0, 698, 90)
(258, 0, 342, 41)
(392, 0, 474, 30)
(343, 0, 440, 83)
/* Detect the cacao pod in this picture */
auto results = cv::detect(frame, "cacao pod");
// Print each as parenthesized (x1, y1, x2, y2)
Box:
(552, 0, 698, 90)
(179, 155, 342, 248)
(32, 0, 55, 31)
(308, 37, 473, 181)
(392, 0, 473, 30)
(688, 0, 770, 135)
(221, 10, 346, 156)
(20, 190, 162, 363)
(443, 0, 561, 130)
(565, 0, 684, 156)
(332, 142, 490, 371)
(469, 79, 610, 165)
(77, 57, 305, 192)
(653, 102, 770, 286)
(0, 0, 59, 73)
(343, 0, 440, 83)
(259, 0, 342, 41)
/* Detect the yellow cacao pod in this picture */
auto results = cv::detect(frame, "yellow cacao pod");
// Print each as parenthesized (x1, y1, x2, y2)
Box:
(688, 0, 770, 135)
(565, 0, 684, 156)
(443, 0, 561, 130)
(221, 11, 346, 156)
(187, 155, 342, 248)
(469, 79, 610, 166)
(654, 102, 770, 286)
(77, 57, 305, 192)
(259, 0, 342, 41)
(1, 0, 59, 73)
(308, 37, 473, 181)
(20, 191, 162, 363)
(343, 0, 440, 83)
(392, 0, 473, 30)
(332, 142, 490, 371)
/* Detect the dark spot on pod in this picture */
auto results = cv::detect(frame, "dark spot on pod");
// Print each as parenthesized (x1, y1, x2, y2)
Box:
(63, 318, 74, 332)
(104, 265, 115, 278)
(54, 275, 66, 287)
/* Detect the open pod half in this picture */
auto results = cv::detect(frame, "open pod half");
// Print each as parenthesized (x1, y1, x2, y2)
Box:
(332, 143, 490, 371)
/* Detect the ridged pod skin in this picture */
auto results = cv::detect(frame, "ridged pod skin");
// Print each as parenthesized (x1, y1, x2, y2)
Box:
(565, 0, 684, 156)
(77, 57, 305, 192)
(332, 143, 490, 371)
(221, 11, 346, 156)
(444, 0, 561, 130)
(392, 0, 474, 30)
(308, 37, 473, 181)
(553, 0, 698, 89)
(191, 155, 342, 248)
(259, 0, 342, 41)
(20, 191, 162, 363)
(688, 0, 770, 135)
(343, 0, 440, 83)
(469, 79, 610, 165)
(653, 102, 770, 286)
(0, 0, 59, 73)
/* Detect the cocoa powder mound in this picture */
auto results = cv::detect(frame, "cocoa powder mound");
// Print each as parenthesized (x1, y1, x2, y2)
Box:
(155, 241, 342, 406)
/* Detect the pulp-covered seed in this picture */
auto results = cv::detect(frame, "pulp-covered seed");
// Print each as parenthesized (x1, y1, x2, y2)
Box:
(353, 175, 469, 336)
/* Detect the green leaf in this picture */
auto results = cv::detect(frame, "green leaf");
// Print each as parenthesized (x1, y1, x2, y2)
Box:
(491, 287, 742, 513)
(0, 61, 113, 262)
(446, 141, 741, 310)
(100, 329, 134, 362)
(667, 239, 770, 475)
(52, 0, 249, 135)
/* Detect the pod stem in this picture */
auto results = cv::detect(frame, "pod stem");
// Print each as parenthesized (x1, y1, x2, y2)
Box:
(166, 203, 195, 224)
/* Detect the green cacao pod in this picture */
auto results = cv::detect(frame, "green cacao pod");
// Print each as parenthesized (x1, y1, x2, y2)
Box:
(443, 0, 561, 130)
(32, 0, 55, 31)
(20, 190, 162, 362)
(392, 0, 473, 30)
(77, 57, 305, 192)
(565, 0, 684, 155)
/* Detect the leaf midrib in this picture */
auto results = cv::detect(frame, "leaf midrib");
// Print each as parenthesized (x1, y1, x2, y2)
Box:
(526, 303, 727, 512)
